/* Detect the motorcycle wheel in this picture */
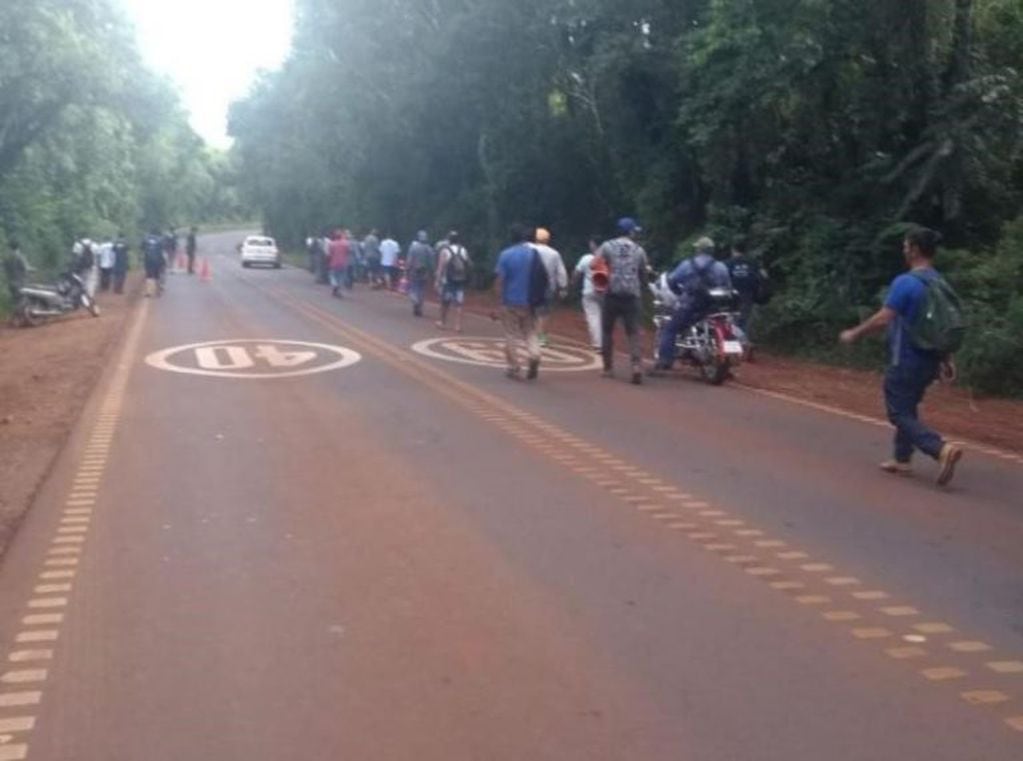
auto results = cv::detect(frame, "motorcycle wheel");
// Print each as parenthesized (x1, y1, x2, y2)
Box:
(700, 356, 731, 386)
(19, 301, 45, 328)
(82, 293, 101, 317)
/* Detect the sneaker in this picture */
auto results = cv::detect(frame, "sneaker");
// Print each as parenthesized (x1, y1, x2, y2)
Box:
(879, 460, 912, 476)
(937, 443, 964, 487)
(526, 359, 540, 380)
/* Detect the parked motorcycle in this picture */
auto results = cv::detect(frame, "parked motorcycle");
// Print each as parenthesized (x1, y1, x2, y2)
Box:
(13, 271, 100, 327)
(649, 273, 746, 385)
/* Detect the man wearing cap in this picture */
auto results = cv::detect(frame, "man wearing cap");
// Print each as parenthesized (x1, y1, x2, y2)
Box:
(596, 218, 650, 385)
(531, 227, 568, 347)
(654, 237, 733, 371)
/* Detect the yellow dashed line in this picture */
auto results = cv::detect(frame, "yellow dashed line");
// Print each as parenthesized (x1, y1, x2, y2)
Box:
(880, 606, 920, 617)
(915, 623, 956, 635)
(961, 690, 1010, 706)
(987, 661, 1023, 674)
(886, 646, 928, 660)
(852, 628, 893, 640)
(921, 667, 968, 682)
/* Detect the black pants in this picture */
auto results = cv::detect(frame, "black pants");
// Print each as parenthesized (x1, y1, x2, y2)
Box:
(99, 268, 113, 291)
(601, 294, 642, 370)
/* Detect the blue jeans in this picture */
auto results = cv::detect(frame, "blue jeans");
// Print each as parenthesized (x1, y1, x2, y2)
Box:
(883, 359, 944, 462)
(657, 298, 707, 369)
(408, 279, 427, 314)
(330, 265, 348, 289)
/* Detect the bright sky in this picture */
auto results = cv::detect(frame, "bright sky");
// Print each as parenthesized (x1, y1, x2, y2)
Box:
(119, 0, 295, 147)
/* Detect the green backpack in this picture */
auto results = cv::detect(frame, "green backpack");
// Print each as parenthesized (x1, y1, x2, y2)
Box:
(907, 271, 966, 355)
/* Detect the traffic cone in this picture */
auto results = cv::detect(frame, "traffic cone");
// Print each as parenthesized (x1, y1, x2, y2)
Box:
(199, 257, 212, 282)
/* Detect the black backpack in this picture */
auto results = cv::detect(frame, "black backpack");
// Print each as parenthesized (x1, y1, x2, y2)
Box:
(445, 245, 469, 285)
(528, 248, 550, 308)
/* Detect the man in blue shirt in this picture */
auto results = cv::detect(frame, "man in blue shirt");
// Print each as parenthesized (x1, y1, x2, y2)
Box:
(494, 223, 542, 380)
(840, 227, 963, 486)
(654, 237, 732, 371)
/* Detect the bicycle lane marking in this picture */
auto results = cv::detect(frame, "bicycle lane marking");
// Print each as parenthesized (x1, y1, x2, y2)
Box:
(256, 282, 1023, 741)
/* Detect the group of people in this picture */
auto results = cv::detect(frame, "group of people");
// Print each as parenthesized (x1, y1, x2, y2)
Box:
(140, 227, 200, 297)
(306, 228, 476, 332)
(301, 217, 963, 487)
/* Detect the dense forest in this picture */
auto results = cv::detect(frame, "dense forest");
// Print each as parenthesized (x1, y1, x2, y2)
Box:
(230, 0, 1023, 395)
(0, 0, 248, 290)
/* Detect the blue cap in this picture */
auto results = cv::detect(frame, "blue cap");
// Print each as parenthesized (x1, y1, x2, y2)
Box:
(617, 217, 642, 235)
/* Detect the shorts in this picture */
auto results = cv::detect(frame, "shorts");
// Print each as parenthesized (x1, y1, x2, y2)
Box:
(442, 283, 466, 305)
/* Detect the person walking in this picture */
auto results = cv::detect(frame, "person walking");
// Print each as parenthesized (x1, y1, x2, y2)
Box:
(112, 235, 130, 294)
(380, 233, 400, 290)
(840, 226, 964, 486)
(327, 228, 351, 298)
(726, 239, 760, 339)
(494, 224, 544, 380)
(97, 241, 115, 292)
(595, 218, 649, 385)
(363, 229, 383, 288)
(434, 231, 472, 332)
(531, 228, 568, 347)
(186, 227, 198, 275)
(142, 230, 165, 297)
(406, 231, 434, 317)
(653, 237, 732, 373)
(572, 236, 603, 351)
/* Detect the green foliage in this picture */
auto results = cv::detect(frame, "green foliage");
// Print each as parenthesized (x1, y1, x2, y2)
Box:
(0, 0, 252, 298)
(229, 0, 1023, 395)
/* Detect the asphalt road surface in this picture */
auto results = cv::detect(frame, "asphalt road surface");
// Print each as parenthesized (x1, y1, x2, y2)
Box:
(1, 231, 1022, 760)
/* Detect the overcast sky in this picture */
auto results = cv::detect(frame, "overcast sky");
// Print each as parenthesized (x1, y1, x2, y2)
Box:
(119, 0, 295, 147)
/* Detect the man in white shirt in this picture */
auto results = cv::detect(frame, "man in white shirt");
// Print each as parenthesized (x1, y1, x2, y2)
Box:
(379, 234, 401, 290)
(572, 236, 603, 350)
(532, 227, 568, 347)
(98, 241, 116, 292)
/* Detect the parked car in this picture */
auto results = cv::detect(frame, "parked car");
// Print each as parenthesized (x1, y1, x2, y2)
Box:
(239, 236, 281, 268)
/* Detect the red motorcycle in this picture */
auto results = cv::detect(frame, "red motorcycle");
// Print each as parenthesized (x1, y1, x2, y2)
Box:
(650, 277, 746, 385)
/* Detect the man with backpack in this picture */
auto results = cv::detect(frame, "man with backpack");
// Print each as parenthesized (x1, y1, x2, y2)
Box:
(494, 223, 547, 380)
(406, 231, 435, 317)
(840, 226, 964, 486)
(652, 236, 731, 375)
(434, 231, 471, 332)
(594, 218, 650, 385)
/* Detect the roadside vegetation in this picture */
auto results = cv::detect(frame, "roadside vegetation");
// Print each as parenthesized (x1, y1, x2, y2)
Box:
(0, 0, 251, 313)
(229, 0, 1023, 396)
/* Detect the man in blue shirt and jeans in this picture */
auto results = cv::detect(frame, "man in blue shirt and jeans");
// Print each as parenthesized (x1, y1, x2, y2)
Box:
(494, 223, 543, 380)
(840, 227, 963, 486)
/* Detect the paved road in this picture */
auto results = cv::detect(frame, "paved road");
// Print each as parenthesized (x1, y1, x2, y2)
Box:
(1, 231, 1022, 760)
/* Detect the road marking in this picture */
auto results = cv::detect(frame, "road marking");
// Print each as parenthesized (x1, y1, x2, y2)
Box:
(886, 646, 928, 660)
(987, 661, 1023, 674)
(0, 718, 35, 733)
(0, 745, 28, 761)
(7, 651, 52, 663)
(257, 283, 1023, 742)
(852, 628, 894, 640)
(823, 611, 861, 622)
(0, 672, 46, 685)
(0, 694, 40, 708)
(915, 623, 956, 635)
(146, 339, 361, 379)
(13, 632, 57, 646)
(961, 690, 1009, 706)
(921, 667, 968, 682)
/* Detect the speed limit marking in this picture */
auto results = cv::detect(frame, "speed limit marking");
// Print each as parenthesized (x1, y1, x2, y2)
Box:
(145, 339, 361, 379)
(411, 337, 601, 372)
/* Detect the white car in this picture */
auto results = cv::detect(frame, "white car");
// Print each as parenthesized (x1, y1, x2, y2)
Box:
(239, 236, 282, 268)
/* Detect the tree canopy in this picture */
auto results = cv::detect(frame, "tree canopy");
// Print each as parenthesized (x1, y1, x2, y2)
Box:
(0, 0, 249, 277)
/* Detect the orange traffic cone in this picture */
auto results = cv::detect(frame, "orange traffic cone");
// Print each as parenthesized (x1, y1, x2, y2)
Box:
(199, 257, 212, 282)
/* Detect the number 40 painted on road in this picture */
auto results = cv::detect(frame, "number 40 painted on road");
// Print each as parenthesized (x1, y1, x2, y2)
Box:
(194, 344, 316, 370)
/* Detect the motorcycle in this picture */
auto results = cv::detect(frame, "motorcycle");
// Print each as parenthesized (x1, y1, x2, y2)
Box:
(13, 271, 100, 327)
(649, 273, 747, 385)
